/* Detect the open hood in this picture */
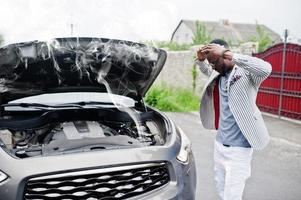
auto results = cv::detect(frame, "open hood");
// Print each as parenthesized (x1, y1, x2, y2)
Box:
(0, 38, 167, 104)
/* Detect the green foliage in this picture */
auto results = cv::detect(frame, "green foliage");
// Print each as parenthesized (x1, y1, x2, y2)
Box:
(191, 64, 198, 93)
(192, 21, 212, 45)
(155, 41, 190, 51)
(249, 24, 272, 52)
(257, 25, 272, 52)
(142, 40, 190, 51)
(144, 84, 200, 112)
(142, 21, 214, 51)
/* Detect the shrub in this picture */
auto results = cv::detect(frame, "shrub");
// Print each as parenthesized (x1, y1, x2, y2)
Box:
(249, 23, 272, 52)
(156, 41, 190, 51)
(144, 84, 200, 112)
(141, 40, 190, 51)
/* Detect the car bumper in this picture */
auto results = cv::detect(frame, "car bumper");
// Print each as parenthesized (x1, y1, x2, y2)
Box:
(0, 144, 196, 200)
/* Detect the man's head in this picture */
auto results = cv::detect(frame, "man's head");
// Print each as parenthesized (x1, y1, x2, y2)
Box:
(210, 39, 229, 49)
(206, 39, 232, 75)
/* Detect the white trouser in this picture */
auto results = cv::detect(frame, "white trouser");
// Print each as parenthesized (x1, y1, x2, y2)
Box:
(214, 140, 253, 200)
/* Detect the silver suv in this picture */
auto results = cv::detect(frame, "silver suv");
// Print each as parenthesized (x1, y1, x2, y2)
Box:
(0, 38, 196, 200)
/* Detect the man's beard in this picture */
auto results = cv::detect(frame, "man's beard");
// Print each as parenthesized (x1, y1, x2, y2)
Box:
(219, 65, 227, 76)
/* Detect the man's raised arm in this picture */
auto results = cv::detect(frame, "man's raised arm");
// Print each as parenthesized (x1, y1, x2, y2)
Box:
(224, 51, 272, 86)
(195, 47, 213, 77)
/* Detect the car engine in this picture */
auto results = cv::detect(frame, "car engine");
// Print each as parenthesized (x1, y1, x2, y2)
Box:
(0, 110, 166, 158)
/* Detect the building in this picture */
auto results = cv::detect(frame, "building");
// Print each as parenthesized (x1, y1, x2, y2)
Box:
(171, 19, 282, 45)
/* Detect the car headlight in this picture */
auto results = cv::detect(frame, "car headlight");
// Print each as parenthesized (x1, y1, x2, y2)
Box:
(0, 170, 8, 183)
(176, 126, 192, 164)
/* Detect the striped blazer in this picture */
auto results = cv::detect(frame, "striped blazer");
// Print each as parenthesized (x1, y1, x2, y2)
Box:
(196, 53, 272, 150)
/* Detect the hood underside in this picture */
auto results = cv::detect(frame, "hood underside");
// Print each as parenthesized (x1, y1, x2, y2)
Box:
(0, 37, 167, 103)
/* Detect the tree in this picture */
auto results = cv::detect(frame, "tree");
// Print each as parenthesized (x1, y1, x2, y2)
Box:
(250, 24, 272, 52)
(192, 21, 212, 45)
(191, 63, 198, 93)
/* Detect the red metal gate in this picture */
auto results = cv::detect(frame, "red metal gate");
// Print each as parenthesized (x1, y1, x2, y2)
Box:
(253, 43, 301, 120)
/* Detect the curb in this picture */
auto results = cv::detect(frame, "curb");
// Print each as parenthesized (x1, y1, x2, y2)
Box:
(262, 112, 301, 125)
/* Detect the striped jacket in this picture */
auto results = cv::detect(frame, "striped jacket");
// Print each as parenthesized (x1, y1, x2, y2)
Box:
(196, 53, 272, 150)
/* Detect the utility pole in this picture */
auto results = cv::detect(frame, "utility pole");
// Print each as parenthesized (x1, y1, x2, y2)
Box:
(71, 22, 74, 37)
(278, 29, 288, 118)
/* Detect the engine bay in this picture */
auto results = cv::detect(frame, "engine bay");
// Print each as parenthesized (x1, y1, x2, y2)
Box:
(0, 109, 167, 159)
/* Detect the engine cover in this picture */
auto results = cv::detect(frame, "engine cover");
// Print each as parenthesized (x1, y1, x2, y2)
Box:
(61, 121, 105, 140)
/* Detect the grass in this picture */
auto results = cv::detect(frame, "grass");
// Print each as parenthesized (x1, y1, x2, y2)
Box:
(144, 84, 200, 112)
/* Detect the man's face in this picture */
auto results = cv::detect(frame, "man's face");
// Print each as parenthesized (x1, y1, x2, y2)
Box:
(207, 53, 226, 75)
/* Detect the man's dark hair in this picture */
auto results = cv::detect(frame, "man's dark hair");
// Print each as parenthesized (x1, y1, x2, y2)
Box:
(210, 39, 229, 49)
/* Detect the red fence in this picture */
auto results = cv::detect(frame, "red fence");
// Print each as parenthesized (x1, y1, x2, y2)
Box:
(253, 43, 301, 120)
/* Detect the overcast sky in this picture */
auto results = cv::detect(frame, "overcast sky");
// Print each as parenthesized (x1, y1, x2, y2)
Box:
(0, 0, 300, 45)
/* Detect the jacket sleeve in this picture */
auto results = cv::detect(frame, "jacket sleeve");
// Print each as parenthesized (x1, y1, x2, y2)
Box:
(195, 59, 213, 77)
(232, 53, 272, 86)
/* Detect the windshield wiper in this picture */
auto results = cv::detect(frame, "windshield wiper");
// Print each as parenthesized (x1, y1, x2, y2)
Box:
(65, 101, 115, 107)
(1, 103, 84, 110)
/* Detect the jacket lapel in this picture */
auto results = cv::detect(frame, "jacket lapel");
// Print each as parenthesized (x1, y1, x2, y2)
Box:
(227, 65, 238, 91)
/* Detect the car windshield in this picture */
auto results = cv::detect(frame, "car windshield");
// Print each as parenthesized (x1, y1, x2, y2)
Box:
(4, 92, 136, 111)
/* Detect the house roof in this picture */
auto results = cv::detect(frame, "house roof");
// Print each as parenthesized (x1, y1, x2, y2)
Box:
(171, 20, 282, 44)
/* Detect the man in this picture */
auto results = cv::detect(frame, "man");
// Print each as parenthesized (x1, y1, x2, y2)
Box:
(195, 39, 272, 200)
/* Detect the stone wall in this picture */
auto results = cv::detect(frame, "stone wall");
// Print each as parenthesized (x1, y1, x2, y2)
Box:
(154, 48, 207, 96)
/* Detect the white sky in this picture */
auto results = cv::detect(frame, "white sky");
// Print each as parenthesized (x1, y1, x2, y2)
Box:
(0, 0, 300, 45)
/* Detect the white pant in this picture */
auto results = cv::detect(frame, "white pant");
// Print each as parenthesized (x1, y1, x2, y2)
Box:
(214, 140, 253, 200)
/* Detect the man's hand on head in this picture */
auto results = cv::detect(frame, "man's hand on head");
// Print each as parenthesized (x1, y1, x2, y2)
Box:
(196, 47, 207, 61)
(200, 44, 233, 61)
(196, 43, 235, 73)
(201, 44, 225, 57)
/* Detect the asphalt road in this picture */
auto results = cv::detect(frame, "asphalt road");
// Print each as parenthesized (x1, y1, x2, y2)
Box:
(164, 112, 301, 200)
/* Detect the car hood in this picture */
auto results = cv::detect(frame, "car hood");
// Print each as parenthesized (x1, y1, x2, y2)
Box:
(0, 37, 167, 104)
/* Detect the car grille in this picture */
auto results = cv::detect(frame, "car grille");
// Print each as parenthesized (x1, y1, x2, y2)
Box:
(24, 163, 170, 200)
